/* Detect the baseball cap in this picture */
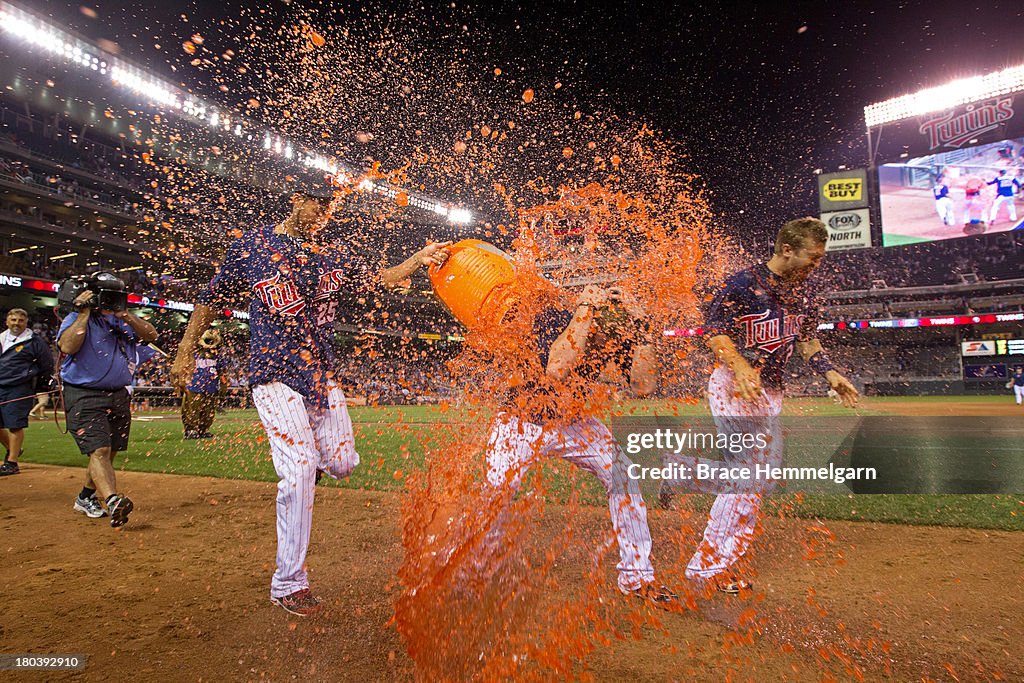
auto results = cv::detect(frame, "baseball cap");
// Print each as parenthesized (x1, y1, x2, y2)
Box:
(282, 176, 337, 204)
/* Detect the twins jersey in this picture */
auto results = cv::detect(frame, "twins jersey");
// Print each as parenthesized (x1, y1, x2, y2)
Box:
(198, 225, 371, 406)
(1013, 370, 1024, 387)
(187, 354, 228, 395)
(704, 264, 819, 388)
(988, 176, 1020, 197)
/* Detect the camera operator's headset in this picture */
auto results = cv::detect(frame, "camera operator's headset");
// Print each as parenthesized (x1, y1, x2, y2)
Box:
(49, 271, 132, 432)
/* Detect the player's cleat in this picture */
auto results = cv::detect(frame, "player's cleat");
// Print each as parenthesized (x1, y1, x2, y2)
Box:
(183, 431, 202, 440)
(715, 577, 753, 595)
(107, 495, 134, 528)
(0, 460, 20, 476)
(73, 494, 108, 518)
(199, 431, 214, 439)
(625, 583, 678, 604)
(271, 588, 322, 616)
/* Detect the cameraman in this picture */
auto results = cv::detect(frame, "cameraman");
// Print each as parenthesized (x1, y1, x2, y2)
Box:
(57, 272, 157, 527)
(0, 308, 54, 476)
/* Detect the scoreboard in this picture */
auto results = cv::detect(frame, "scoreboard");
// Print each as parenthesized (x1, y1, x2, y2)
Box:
(961, 339, 1024, 357)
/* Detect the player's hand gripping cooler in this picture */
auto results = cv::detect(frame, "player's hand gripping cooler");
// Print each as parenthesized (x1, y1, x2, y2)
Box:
(427, 239, 519, 329)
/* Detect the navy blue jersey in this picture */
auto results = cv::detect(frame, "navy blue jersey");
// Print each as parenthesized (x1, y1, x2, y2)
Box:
(933, 184, 949, 200)
(988, 175, 1021, 197)
(197, 226, 373, 405)
(187, 353, 229, 395)
(704, 264, 820, 388)
(1013, 370, 1024, 387)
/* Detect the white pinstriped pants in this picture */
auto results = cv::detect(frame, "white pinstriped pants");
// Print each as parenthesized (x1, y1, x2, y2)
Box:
(989, 195, 1017, 223)
(485, 413, 655, 591)
(686, 366, 783, 581)
(252, 382, 360, 598)
(1015, 384, 1024, 404)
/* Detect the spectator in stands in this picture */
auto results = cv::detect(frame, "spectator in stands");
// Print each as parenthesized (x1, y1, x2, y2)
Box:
(0, 308, 54, 476)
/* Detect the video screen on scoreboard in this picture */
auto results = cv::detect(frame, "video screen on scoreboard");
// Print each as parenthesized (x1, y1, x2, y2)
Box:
(963, 363, 1008, 379)
(878, 136, 1024, 246)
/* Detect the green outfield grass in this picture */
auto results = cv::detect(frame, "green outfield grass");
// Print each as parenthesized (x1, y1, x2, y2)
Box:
(13, 397, 1024, 531)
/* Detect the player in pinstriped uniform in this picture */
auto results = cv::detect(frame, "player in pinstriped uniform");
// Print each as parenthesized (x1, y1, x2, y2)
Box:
(1010, 365, 1024, 405)
(682, 218, 859, 594)
(481, 284, 674, 602)
(170, 187, 449, 616)
(933, 175, 956, 226)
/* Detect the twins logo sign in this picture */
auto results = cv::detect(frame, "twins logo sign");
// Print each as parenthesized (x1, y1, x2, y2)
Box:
(919, 98, 1014, 150)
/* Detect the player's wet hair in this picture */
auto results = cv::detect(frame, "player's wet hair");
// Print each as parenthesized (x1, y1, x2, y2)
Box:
(774, 217, 828, 255)
(6, 308, 28, 318)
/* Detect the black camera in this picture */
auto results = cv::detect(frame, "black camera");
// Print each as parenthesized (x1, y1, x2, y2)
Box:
(57, 271, 129, 315)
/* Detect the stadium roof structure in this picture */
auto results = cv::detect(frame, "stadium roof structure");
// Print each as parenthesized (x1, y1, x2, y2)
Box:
(0, 0, 477, 227)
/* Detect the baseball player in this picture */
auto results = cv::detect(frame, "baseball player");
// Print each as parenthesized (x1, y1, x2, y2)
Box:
(679, 217, 859, 594)
(987, 169, 1020, 225)
(933, 176, 956, 226)
(479, 283, 675, 603)
(170, 187, 449, 616)
(1010, 366, 1024, 405)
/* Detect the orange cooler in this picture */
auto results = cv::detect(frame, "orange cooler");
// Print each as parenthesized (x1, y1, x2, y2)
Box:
(429, 239, 518, 329)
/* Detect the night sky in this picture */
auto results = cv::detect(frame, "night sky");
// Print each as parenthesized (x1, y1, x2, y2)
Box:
(27, 0, 1024, 237)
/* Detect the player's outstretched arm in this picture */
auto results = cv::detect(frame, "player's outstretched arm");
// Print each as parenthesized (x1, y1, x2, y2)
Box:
(546, 285, 606, 379)
(380, 241, 452, 289)
(170, 304, 218, 392)
(707, 334, 762, 401)
(797, 338, 859, 408)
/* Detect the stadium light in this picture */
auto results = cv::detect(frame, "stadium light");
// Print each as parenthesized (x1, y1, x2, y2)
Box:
(865, 63, 1024, 127)
(50, 252, 78, 260)
(0, 0, 482, 225)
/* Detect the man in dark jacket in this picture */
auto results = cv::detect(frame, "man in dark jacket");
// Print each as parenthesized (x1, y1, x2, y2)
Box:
(0, 308, 54, 476)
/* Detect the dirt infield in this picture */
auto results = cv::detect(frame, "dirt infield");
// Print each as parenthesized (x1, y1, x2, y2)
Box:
(874, 399, 1024, 417)
(2, 465, 1021, 682)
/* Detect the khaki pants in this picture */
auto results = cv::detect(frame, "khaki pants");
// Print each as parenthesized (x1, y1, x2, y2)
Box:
(182, 391, 219, 433)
